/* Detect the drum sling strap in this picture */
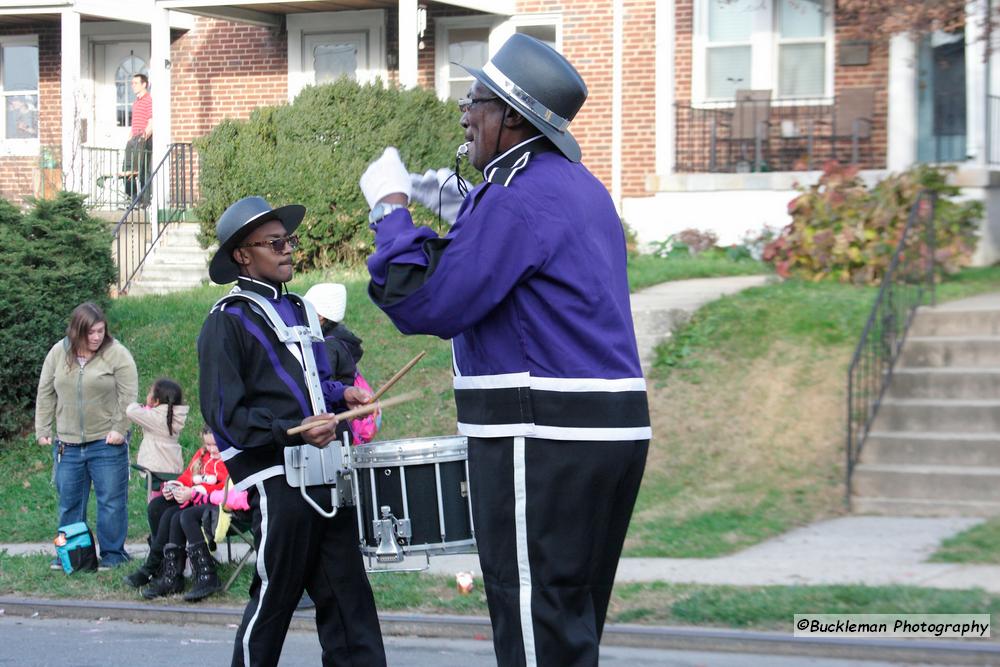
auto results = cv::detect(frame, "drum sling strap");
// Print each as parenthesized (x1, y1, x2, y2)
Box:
(214, 288, 346, 517)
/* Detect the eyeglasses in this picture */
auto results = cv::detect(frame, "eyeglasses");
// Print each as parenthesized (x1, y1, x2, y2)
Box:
(457, 96, 500, 113)
(238, 234, 300, 253)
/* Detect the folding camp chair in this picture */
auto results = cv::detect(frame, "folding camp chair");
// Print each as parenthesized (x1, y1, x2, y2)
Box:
(130, 462, 180, 502)
(210, 479, 256, 592)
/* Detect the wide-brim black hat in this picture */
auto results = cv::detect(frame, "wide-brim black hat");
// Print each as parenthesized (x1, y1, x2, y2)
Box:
(458, 33, 588, 162)
(209, 196, 305, 284)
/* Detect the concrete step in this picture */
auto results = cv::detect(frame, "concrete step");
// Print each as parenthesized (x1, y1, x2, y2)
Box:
(136, 266, 209, 282)
(910, 308, 1000, 337)
(872, 399, 1000, 433)
(886, 368, 1000, 399)
(127, 279, 208, 296)
(852, 463, 1000, 503)
(851, 496, 1000, 517)
(862, 431, 1000, 466)
(146, 249, 210, 266)
(899, 336, 1000, 368)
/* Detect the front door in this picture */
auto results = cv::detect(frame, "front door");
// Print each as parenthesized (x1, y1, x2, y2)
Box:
(93, 41, 150, 149)
(303, 32, 368, 84)
(917, 33, 966, 163)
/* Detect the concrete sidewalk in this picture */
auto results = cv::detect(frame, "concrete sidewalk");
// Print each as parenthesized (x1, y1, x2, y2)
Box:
(5, 517, 997, 591)
(630, 274, 771, 371)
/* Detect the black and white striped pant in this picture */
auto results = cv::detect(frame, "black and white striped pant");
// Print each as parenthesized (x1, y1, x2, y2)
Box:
(469, 436, 648, 667)
(232, 475, 386, 667)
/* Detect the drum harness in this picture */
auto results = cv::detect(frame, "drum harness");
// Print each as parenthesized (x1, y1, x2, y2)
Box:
(214, 288, 351, 518)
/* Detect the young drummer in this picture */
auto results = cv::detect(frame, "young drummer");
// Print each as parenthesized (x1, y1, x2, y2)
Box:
(198, 196, 385, 667)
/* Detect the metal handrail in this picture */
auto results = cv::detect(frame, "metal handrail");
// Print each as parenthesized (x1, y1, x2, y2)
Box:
(111, 142, 196, 294)
(845, 191, 937, 504)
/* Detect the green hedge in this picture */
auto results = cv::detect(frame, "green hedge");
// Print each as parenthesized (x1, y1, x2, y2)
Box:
(0, 192, 116, 440)
(196, 79, 473, 268)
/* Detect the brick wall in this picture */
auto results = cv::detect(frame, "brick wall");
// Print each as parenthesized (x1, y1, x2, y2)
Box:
(169, 18, 288, 143)
(0, 23, 59, 203)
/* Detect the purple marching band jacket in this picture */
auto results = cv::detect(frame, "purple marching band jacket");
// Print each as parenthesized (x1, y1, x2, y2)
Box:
(198, 276, 350, 492)
(368, 136, 651, 442)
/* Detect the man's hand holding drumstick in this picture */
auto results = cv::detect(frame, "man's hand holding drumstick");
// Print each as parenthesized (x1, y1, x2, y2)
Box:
(289, 351, 426, 442)
(298, 385, 372, 448)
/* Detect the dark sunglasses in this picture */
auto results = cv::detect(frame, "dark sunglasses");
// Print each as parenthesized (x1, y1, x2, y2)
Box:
(238, 234, 300, 253)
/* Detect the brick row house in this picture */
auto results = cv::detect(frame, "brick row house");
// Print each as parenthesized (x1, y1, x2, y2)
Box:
(0, 0, 998, 262)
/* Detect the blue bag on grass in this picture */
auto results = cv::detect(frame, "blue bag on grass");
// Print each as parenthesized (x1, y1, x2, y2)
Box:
(54, 522, 98, 574)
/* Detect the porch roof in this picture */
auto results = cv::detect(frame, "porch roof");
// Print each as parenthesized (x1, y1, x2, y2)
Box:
(0, 1, 194, 28)
(154, 0, 514, 28)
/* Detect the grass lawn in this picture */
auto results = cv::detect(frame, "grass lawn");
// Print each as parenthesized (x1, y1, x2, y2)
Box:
(2, 263, 999, 561)
(626, 267, 1000, 558)
(931, 518, 1000, 564)
(2, 552, 997, 632)
(627, 252, 770, 292)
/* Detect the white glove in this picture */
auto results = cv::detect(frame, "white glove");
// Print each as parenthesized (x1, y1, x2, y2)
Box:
(410, 168, 466, 226)
(359, 147, 411, 209)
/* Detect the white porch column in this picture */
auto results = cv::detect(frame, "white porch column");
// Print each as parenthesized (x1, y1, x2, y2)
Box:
(887, 33, 918, 171)
(966, 0, 989, 165)
(150, 5, 172, 236)
(398, 0, 418, 88)
(655, 0, 676, 179)
(60, 10, 81, 191)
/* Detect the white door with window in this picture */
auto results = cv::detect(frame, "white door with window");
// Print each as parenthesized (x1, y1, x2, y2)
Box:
(93, 42, 149, 149)
(303, 32, 367, 84)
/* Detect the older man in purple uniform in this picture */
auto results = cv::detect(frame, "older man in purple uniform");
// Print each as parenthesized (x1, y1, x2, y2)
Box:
(361, 34, 650, 667)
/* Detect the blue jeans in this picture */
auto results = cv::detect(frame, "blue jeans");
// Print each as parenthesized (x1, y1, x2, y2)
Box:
(53, 439, 130, 565)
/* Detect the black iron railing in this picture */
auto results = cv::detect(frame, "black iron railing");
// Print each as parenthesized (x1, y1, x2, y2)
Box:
(80, 145, 154, 211)
(675, 98, 876, 173)
(845, 191, 937, 503)
(111, 143, 197, 294)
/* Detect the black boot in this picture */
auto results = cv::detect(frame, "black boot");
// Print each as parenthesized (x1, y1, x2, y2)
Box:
(184, 541, 221, 602)
(123, 546, 163, 588)
(141, 543, 185, 599)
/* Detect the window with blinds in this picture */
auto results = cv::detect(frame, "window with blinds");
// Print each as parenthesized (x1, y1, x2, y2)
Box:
(776, 0, 827, 97)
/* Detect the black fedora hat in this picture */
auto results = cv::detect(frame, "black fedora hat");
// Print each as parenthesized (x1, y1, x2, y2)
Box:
(458, 33, 588, 162)
(208, 196, 305, 284)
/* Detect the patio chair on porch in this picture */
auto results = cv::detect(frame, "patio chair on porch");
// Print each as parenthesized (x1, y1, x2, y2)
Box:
(726, 89, 772, 171)
(831, 87, 875, 164)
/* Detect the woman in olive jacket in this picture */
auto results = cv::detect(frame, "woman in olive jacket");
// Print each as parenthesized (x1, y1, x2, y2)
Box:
(35, 302, 138, 568)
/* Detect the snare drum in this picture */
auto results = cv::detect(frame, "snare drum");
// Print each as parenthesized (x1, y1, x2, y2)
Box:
(350, 435, 476, 563)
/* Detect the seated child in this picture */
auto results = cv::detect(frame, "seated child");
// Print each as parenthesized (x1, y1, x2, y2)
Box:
(124, 425, 228, 602)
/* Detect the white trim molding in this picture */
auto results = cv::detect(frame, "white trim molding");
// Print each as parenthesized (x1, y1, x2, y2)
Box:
(287, 9, 386, 102)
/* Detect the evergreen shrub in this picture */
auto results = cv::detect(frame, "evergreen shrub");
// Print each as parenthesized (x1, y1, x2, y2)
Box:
(0, 192, 116, 441)
(195, 79, 471, 267)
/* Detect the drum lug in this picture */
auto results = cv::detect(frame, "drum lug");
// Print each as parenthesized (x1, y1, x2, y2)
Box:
(374, 505, 411, 563)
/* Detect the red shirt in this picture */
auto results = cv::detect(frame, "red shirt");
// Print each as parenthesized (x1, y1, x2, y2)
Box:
(130, 93, 152, 138)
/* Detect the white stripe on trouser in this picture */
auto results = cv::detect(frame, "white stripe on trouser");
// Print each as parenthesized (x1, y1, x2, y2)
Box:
(513, 436, 537, 667)
(243, 482, 270, 666)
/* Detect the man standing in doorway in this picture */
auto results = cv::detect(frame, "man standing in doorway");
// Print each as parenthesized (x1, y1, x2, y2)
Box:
(123, 73, 152, 207)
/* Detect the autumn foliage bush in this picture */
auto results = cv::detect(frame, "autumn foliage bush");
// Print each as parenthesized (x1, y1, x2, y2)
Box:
(763, 162, 981, 285)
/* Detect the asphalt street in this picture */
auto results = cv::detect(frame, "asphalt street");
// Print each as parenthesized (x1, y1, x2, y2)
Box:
(0, 615, 961, 667)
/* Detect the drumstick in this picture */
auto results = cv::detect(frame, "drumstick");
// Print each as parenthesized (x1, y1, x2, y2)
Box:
(286, 391, 421, 436)
(371, 351, 426, 401)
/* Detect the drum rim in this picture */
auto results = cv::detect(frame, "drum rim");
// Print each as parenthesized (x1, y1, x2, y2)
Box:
(351, 434, 468, 467)
(359, 538, 478, 556)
